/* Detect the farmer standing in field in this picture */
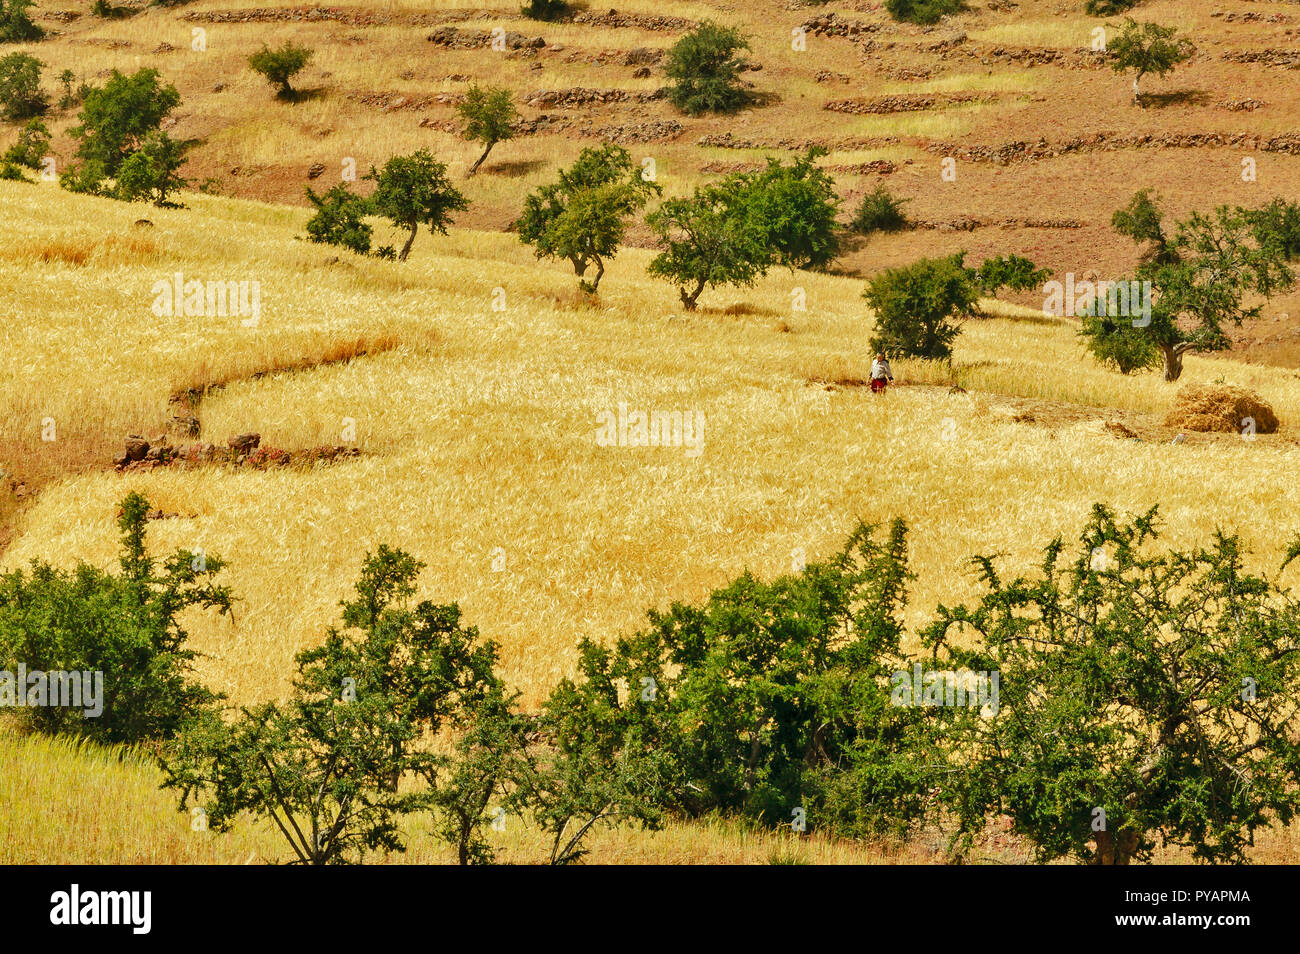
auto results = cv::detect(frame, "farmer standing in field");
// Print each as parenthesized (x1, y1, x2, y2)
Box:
(870, 352, 894, 394)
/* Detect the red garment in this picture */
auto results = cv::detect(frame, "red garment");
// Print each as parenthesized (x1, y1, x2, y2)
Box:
(870, 378, 888, 393)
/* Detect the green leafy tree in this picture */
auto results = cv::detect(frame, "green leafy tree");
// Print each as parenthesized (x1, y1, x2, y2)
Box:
(0, 51, 46, 120)
(365, 149, 467, 261)
(113, 130, 187, 206)
(517, 143, 660, 293)
(851, 185, 910, 236)
(0, 494, 230, 745)
(1112, 196, 1294, 381)
(925, 505, 1300, 864)
(974, 254, 1050, 295)
(736, 148, 841, 271)
(248, 41, 313, 99)
(539, 520, 939, 840)
(304, 182, 373, 255)
(67, 68, 180, 178)
(865, 253, 980, 360)
(884, 0, 966, 26)
(457, 84, 518, 177)
(1111, 188, 1175, 266)
(430, 686, 530, 864)
(1108, 18, 1194, 103)
(2, 116, 49, 168)
(0, 0, 42, 43)
(1247, 197, 1300, 262)
(163, 546, 505, 864)
(1078, 299, 1161, 374)
(664, 21, 752, 116)
(646, 175, 769, 310)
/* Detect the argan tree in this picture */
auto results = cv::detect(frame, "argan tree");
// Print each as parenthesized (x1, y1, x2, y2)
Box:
(1109, 193, 1294, 381)
(664, 20, 753, 116)
(517, 143, 660, 293)
(248, 41, 313, 100)
(163, 546, 506, 864)
(0, 494, 230, 745)
(364, 149, 467, 261)
(114, 131, 188, 206)
(737, 148, 841, 271)
(1108, 18, 1193, 103)
(646, 175, 769, 310)
(457, 84, 518, 177)
(865, 253, 980, 360)
(925, 504, 1300, 865)
(64, 67, 180, 192)
(304, 182, 373, 255)
(0, 51, 46, 120)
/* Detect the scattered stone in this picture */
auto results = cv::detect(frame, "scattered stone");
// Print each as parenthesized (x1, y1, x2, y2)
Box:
(227, 433, 261, 454)
(307, 162, 325, 179)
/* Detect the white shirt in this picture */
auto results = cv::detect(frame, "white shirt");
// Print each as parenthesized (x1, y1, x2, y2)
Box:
(871, 358, 893, 382)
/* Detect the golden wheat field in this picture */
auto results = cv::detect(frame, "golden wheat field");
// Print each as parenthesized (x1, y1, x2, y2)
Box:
(5, 0, 1300, 871)
(5, 178, 1300, 863)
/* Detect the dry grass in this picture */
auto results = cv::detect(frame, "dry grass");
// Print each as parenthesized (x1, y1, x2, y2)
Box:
(8, 0, 1300, 864)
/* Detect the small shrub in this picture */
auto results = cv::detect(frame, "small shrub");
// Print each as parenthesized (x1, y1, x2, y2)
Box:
(1249, 198, 1300, 261)
(520, 0, 568, 20)
(851, 186, 909, 235)
(1085, 0, 1140, 14)
(0, 51, 47, 120)
(3, 116, 50, 168)
(884, 0, 966, 26)
(664, 21, 753, 116)
(0, 0, 43, 43)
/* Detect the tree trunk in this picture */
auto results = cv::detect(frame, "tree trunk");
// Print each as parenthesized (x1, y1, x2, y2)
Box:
(1091, 828, 1139, 865)
(679, 279, 706, 311)
(467, 141, 495, 177)
(1132, 75, 1141, 105)
(588, 257, 605, 292)
(399, 222, 418, 262)
(1161, 343, 1186, 382)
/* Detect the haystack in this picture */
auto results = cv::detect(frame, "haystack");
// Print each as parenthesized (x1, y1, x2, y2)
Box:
(1163, 384, 1279, 434)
